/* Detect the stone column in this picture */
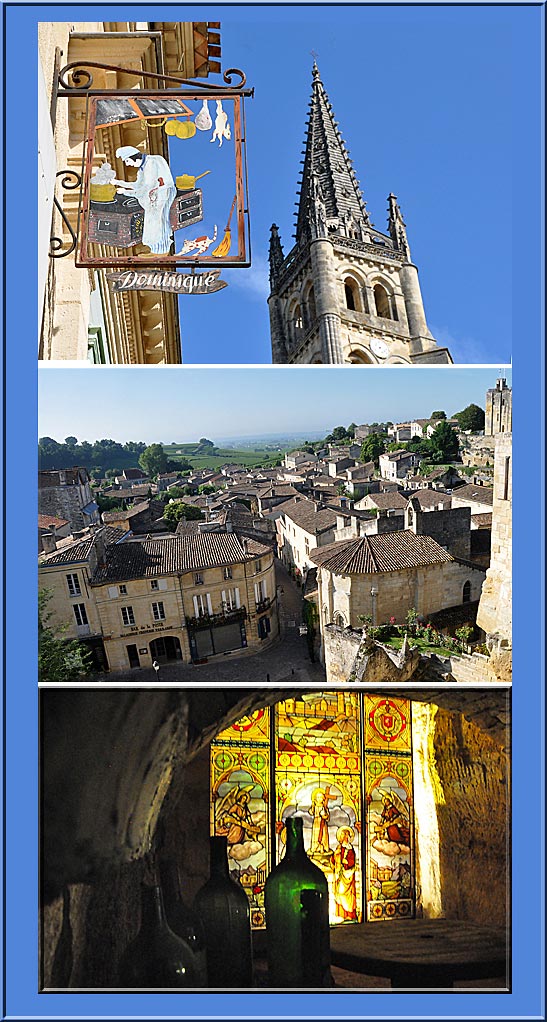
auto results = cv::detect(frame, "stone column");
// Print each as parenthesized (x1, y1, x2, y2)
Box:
(400, 263, 435, 353)
(310, 238, 344, 363)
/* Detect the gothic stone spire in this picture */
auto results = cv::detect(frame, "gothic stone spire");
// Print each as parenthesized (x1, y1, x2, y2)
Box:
(268, 223, 285, 287)
(296, 62, 370, 243)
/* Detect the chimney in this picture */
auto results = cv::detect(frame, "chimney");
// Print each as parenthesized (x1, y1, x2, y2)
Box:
(94, 529, 107, 569)
(41, 531, 57, 554)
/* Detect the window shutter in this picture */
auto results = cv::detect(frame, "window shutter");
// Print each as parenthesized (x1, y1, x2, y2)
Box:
(193, 595, 199, 617)
(254, 582, 260, 603)
(235, 588, 241, 609)
(108, 586, 118, 599)
(158, 579, 168, 591)
(221, 590, 226, 606)
(206, 593, 213, 615)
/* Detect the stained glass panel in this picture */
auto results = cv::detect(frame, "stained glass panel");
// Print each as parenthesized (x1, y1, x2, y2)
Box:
(274, 692, 363, 925)
(210, 709, 270, 929)
(363, 695, 415, 921)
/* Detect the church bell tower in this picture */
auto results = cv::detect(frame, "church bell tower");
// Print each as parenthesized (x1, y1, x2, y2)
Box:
(268, 64, 452, 365)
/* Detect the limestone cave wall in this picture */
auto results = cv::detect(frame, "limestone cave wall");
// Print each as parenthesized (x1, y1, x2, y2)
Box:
(431, 708, 509, 927)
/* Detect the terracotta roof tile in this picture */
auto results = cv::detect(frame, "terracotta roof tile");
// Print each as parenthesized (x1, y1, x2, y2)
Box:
(276, 498, 337, 535)
(38, 514, 69, 529)
(452, 484, 494, 505)
(91, 532, 271, 584)
(309, 531, 453, 575)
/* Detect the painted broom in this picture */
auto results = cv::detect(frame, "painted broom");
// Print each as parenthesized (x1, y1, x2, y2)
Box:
(212, 194, 237, 257)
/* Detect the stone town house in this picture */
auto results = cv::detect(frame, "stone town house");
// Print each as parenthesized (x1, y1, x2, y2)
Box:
(309, 529, 485, 638)
(268, 63, 452, 365)
(39, 528, 278, 672)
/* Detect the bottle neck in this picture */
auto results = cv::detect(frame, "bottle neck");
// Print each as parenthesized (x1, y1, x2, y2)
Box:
(209, 836, 230, 878)
(284, 816, 307, 859)
(141, 884, 167, 929)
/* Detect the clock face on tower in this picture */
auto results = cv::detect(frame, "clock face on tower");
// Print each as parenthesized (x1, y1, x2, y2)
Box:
(371, 338, 389, 359)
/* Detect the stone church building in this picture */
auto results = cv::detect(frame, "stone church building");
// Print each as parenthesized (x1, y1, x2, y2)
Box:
(268, 64, 452, 365)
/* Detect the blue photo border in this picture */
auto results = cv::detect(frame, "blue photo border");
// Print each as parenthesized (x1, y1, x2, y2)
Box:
(2, 2, 545, 1019)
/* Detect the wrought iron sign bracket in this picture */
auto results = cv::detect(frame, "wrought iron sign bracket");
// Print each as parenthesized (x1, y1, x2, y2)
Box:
(55, 61, 254, 98)
(49, 171, 82, 258)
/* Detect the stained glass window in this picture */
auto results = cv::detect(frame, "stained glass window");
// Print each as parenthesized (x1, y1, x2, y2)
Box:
(210, 693, 414, 929)
(210, 708, 270, 929)
(274, 692, 363, 924)
(364, 695, 414, 921)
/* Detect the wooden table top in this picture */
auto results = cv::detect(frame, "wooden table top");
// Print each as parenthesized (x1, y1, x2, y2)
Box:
(330, 918, 509, 987)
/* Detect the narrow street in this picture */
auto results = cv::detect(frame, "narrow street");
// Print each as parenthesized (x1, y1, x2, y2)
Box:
(94, 559, 326, 687)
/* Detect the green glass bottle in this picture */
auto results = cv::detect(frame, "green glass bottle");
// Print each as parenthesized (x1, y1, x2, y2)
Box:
(158, 859, 207, 986)
(264, 815, 332, 987)
(117, 882, 200, 987)
(193, 836, 253, 987)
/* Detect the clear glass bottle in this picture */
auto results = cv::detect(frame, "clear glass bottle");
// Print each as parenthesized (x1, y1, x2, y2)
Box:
(193, 835, 253, 987)
(264, 815, 332, 987)
(117, 882, 200, 988)
(158, 858, 207, 986)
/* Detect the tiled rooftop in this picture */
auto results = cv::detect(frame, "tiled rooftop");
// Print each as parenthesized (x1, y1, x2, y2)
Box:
(276, 498, 338, 535)
(91, 532, 271, 584)
(309, 530, 454, 575)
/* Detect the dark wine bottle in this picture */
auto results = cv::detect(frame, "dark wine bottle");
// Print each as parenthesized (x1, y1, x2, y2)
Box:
(264, 815, 332, 987)
(117, 882, 200, 988)
(193, 836, 253, 987)
(158, 859, 207, 986)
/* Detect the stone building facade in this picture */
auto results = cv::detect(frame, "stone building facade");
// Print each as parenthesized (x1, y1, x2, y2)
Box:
(39, 528, 278, 672)
(39, 21, 221, 363)
(309, 531, 485, 637)
(38, 467, 100, 532)
(476, 432, 512, 651)
(485, 378, 512, 436)
(268, 64, 452, 365)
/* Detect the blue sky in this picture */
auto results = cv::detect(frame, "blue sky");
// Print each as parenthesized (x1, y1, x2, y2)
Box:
(162, 2, 541, 365)
(38, 366, 510, 444)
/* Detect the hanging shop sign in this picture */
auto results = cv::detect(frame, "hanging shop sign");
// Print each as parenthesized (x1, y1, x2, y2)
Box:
(51, 64, 252, 270)
(106, 269, 228, 295)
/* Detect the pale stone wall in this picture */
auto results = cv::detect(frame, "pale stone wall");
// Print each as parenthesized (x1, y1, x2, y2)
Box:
(342, 562, 484, 628)
(278, 513, 336, 575)
(39, 558, 102, 639)
(94, 575, 190, 670)
(477, 433, 512, 645)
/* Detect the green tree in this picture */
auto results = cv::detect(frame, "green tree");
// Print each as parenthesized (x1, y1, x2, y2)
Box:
(163, 502, 204, 529)
(38, 590, 92, 683)
(331, 425, 348, 442)
(430, 411, 446, 421)
(198, 484, 216, 495)
(453, 403, 485, 432)
(360, 434, 386, 464)
(139, 443, 169, 478)
(428, 420, 460, 463)
(347, 422, 357, 438)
